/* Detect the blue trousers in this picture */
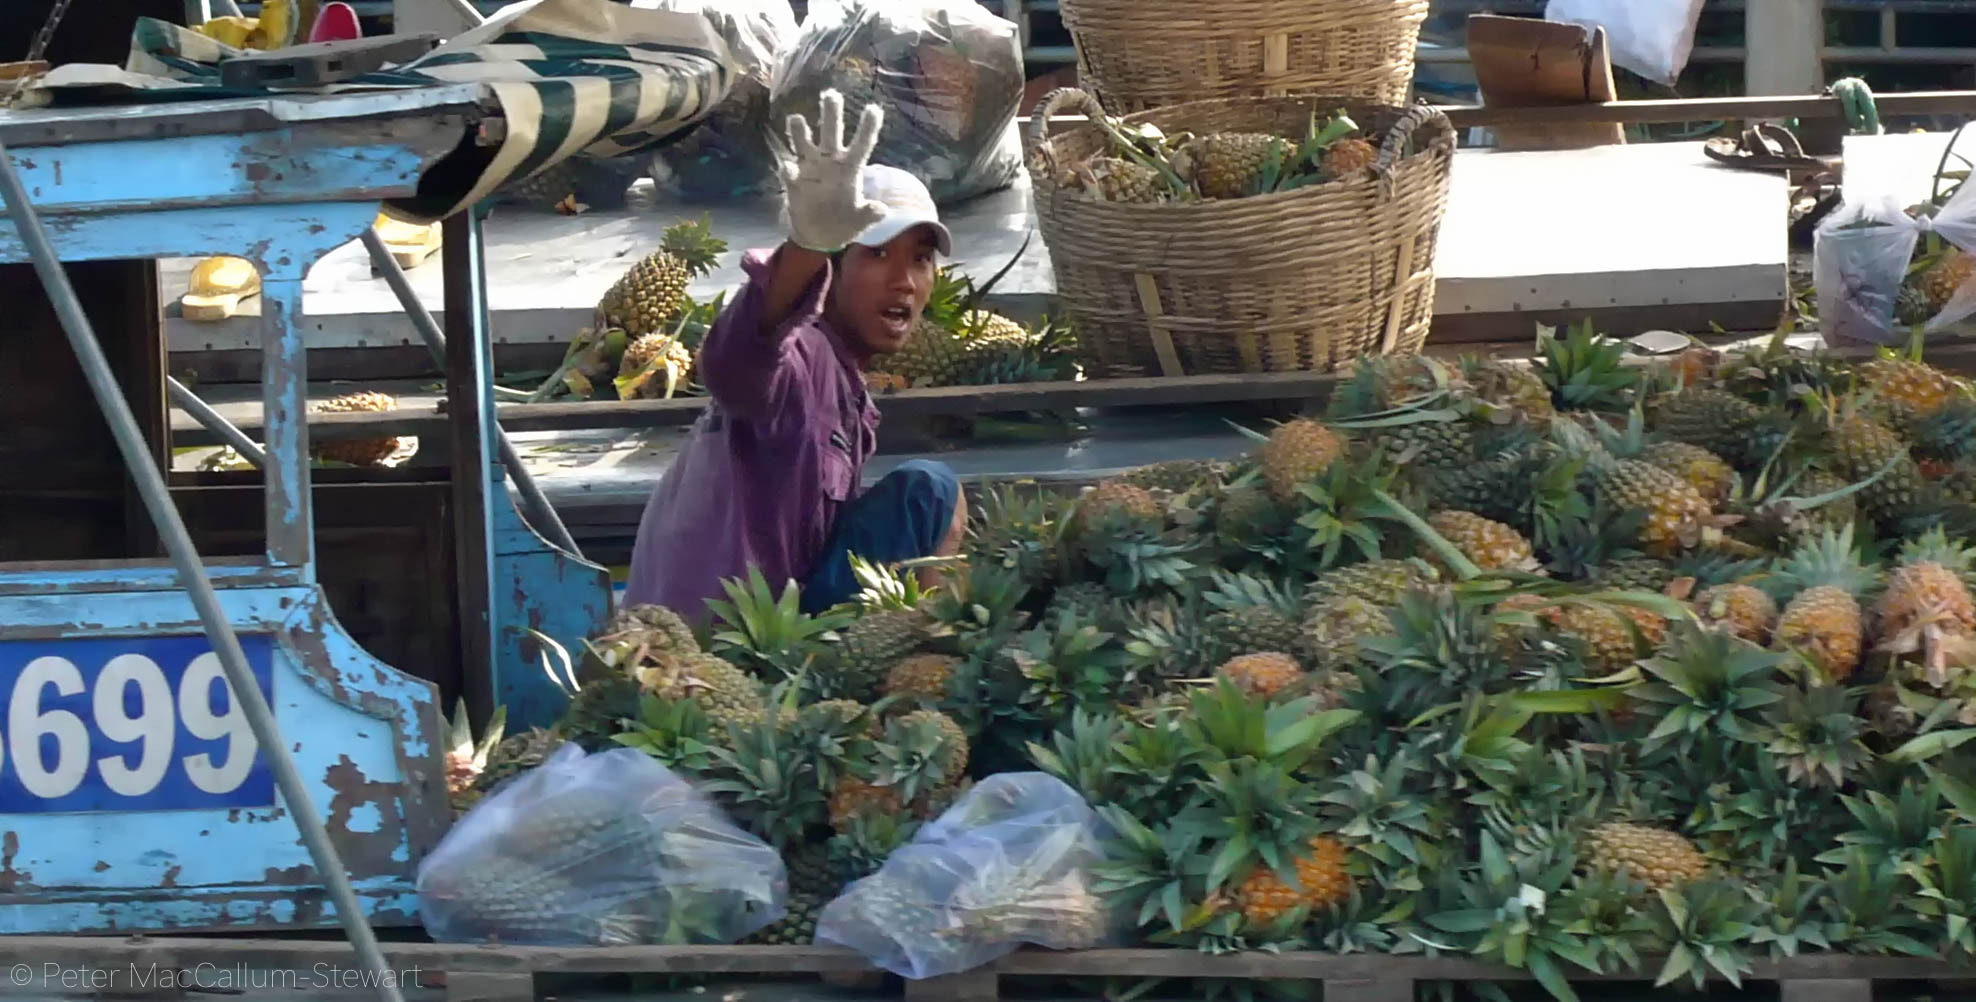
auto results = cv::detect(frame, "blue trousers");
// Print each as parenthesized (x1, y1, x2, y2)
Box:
(799, 459, 961, 614)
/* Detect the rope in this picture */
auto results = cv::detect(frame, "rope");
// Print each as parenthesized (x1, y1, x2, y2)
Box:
(1830, 77, 1882, 137)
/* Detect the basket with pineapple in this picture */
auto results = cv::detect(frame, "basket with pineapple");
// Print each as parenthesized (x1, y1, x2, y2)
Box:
(1024, 88, 1454, 381)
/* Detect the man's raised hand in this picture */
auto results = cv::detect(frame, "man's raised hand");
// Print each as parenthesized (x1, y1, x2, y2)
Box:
(781, 90, 888, 254)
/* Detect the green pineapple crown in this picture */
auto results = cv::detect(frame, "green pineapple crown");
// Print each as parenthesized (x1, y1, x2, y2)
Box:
(1768, 523, 1878, 602)
(1535, 318, 1641, 413)
(657, 215, 728, 276)
(1897, 524, 1976, 573)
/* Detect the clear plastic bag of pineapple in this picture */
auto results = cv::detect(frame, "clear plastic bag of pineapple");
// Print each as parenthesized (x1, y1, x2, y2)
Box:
(814, 772, 1118, 978)
(416, 742, 788, 946)
(644, 0, 800, 202)
(768, 0, 1026, 204)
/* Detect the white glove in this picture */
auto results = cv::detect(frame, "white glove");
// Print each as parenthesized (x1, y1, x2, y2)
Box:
(781, 90, 888, 254)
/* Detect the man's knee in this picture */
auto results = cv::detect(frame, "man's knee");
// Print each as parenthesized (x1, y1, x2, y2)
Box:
(887, 458, 959, 498)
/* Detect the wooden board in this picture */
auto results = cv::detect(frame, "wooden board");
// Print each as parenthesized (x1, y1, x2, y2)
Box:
(162, 141, 1793, 368)
(1466, 15, 1625, 151)
(0, 936, 1966, 1002)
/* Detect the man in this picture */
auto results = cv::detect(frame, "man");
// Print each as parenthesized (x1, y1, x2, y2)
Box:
(624, 91, 968, 621)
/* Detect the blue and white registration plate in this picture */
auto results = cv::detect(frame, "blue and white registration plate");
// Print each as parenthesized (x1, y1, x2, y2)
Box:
(0, 635, 276, 813)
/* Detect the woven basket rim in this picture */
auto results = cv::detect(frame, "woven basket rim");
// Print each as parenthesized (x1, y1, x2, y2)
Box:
(1026, 92, 1455, 217)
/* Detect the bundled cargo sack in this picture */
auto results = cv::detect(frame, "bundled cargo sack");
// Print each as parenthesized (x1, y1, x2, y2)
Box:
(418, 743, 786, 946)
(640, 0, 800, 201)
(768, 0, 1025, 205)
(815, 773, 1116, 980)
(1545, 0, 1705, 87)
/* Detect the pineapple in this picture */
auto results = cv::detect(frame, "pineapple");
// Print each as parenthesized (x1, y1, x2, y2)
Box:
(746, 890, 825, 945)
(1601, 459, 1714, 558)
(635, 652, 767, 732)
(883, 653, 957, 703)
(1426, 510, 1539, 573)
(1234, 834, 1354, 925)
(310, 391, 403, 467)
(1215, 651, 1305, 699)
(615, 331, 694, 400)
(1557, 414, 1716, 558)
(828, 775, 904, 832)
(895, 708, 970, 785)
(1203, 572, 1306, 660)
(1859, 355, 1963, 419)
(1117, 459, 1221, 494)
(1510, 596, 1650, 675)
(1584, 822, 1709, 891)
(1075, 480, 1165, 536)
(471, 727, 566, 796)
(1696, 583, 1779, 644)
(1918, 247, 1976, 313)
(1652, 387, 1765, 465)
(827, 609, 932, 701)
(1177, 132, 1285, 199)
(1073, 156, 1166, 203)
(1259, 419, 1347, 503)
(1771, 526, 1877, 681)
(1640, 441, 1736, 507)
(1308, 558, 1438, 607)
(1299, 593, 1391, 674)
(1874, 529, 1976, 645)
(1460, 355, 1556, 422)
(1322, 138, 1378, 176)
(1595, 557, 1678, 593)
(1213, 484, 1290, 547)
(595, 216, 726, 339)
(1828, 410, 1927, 526)
(604, 604, 701, 655)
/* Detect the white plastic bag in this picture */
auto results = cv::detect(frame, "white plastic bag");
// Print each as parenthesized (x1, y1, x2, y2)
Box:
(639, 0, 800, 201)
(1815, 195, 1922, 347)
(417, 743, 786, 946)
(768, 0, 1026, 205)
(1545, 0, 1705, 86)
(815, 773, 1117, 979)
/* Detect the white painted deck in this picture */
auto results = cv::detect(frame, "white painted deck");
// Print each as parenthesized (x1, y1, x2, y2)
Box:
(159, 139, 1795, 354)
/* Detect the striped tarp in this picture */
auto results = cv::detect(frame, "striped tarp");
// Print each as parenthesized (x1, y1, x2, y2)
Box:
(27, 0, 736, 222)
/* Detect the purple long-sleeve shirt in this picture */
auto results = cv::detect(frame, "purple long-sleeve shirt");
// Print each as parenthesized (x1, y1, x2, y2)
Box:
(623, 248, 879, 622)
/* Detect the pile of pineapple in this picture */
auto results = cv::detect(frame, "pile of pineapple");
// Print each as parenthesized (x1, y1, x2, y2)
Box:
(1048, 104, 1382, 205)
(451, 323, 1976, 993)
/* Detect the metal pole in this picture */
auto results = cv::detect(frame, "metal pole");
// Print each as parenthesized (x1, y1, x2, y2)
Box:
(0, 141, 406, 1002)
(358, 227, 584, 558)
(168, 375, 268, 468)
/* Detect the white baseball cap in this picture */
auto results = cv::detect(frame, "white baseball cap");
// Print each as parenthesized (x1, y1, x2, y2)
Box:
(849, 164, 952, 256)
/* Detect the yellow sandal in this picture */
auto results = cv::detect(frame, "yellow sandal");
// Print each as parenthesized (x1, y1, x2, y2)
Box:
(179, 255, 262, 322)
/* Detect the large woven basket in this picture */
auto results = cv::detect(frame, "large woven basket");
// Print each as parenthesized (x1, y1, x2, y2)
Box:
(1026, 89, 1455, 380)
(1057, 0, 1429, 113)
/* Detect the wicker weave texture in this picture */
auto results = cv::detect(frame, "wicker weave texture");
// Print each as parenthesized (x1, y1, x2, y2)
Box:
(1025, 91, 1455, 380)
(1058, 0, 1430, 112)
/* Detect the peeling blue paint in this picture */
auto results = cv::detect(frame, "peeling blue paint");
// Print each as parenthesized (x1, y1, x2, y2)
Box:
(492, 472, 612, 731)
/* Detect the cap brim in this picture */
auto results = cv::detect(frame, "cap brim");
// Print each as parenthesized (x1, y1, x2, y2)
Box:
(850, 213, 952, 256)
